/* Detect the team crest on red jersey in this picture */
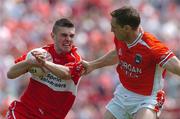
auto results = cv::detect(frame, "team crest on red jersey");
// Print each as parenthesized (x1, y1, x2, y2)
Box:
(135, 54, 142, 64)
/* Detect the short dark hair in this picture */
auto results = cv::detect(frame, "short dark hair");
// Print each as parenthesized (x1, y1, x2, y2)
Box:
(111, 6, 140, 30)
(52, 18, 74, 33)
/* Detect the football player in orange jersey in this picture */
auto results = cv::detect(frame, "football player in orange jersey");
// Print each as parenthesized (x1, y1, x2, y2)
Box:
(82, 6, 180, 119)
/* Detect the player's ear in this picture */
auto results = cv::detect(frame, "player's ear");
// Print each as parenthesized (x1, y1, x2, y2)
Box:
(124, 25, 131, 31)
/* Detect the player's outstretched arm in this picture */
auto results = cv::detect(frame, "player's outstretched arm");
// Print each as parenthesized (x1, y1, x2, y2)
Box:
(7, 59, 38, 79)
(82, 49, 118, 74)
(163, 56, 180, 76)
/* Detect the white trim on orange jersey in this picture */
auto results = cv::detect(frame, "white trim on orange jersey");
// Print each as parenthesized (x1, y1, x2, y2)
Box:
(127, 32, 143, 48)
(159, 51, 173, 67)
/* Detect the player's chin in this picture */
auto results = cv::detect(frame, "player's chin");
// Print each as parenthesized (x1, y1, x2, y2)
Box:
(62, 47, 72, 52)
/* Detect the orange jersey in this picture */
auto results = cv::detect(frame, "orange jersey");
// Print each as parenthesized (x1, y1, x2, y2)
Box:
(114, 32, 174, 96)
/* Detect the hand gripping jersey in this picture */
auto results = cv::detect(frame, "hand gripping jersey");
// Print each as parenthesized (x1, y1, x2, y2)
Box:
(11, 44, 83, 119)
(114, 32, 174, 96)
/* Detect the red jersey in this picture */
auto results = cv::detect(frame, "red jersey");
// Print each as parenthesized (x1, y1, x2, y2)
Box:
(12, 44, 83, 119)
(114, 32, 174, 96)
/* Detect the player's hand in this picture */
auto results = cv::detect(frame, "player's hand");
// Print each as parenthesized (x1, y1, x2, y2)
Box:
(31, 51, 46, 67)
(80, 60, 94, 75)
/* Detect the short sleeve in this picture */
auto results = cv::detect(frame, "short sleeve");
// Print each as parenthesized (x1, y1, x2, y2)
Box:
(151, 40, 175, 67)
(15, 54, 27, 64)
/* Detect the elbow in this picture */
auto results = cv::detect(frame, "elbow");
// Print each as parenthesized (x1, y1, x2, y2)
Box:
(61, 72, 71, 80)
(62, 68, 71, 80)
(60, 70, 71, 80)
(7, 71, 15, 79)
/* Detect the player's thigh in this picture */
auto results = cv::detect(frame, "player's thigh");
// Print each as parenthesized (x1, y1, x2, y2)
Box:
(104, 110, 116, 119)
(133, 108, 157, 119)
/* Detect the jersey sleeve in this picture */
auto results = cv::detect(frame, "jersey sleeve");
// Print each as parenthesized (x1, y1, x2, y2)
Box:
(15, 48, 48, 64)
(151, 40, 175, 67)
(15, 54, 27, 64)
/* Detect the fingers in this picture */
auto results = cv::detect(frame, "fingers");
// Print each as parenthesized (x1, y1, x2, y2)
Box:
(31, 51, 45, 66)
(80, 60, 88, 67)
(79, 60, 91, 75)
(31, 51, 45, 59)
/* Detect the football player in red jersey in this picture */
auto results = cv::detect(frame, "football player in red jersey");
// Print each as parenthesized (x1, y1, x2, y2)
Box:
(82, 6, 180, 119)
(6, 18, 85, 119)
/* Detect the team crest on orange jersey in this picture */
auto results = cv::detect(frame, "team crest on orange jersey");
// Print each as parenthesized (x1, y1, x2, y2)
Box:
(135, 54, 142, 64)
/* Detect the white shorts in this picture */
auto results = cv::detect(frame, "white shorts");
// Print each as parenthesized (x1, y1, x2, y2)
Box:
(106, 84, 165, 119)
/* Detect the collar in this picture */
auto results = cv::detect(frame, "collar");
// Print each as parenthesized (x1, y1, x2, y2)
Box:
(127, 32, 143, 48)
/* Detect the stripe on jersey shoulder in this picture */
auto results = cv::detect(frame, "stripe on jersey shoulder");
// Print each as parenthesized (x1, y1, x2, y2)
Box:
(138, 39, 151, 49)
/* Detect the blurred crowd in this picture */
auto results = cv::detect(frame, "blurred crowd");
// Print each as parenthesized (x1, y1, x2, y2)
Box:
(0, 0, 180, 119)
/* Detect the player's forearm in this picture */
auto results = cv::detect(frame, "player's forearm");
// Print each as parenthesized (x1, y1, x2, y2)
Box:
(174, 65, 180, 76)
(164, 56, 180, 76)
(7, 60, 31, 79)
(44, 61, 71, 79)
(170, 58, 180, 75)
(90, 49, 118, 70)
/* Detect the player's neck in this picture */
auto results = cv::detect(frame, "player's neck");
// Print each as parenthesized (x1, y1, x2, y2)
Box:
(124, 30, 140, 44)
(54, 46, 63, 54)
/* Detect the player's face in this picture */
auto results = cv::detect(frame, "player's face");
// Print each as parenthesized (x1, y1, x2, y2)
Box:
(111, 17, 130, 41)
(52, 27, 75, 53)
